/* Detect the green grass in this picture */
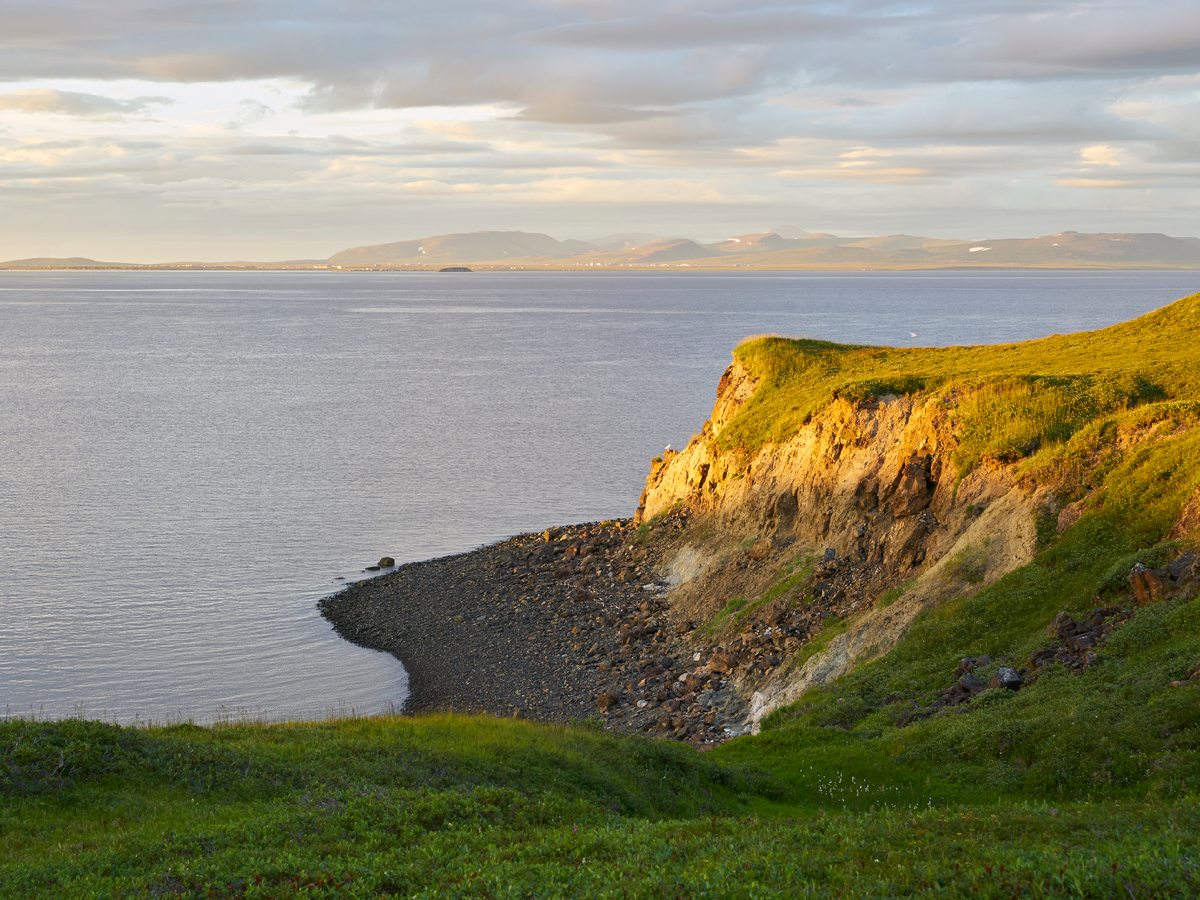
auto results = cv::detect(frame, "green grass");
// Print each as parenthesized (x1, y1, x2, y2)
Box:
(6, 296, 1200, 897)
(721, 292, 1200, 458)
(3, 713, 1198, 898)
(698, 596, 748, 639)
(942, 539, 992, 584)
(877, 577, 918, 609)
(756, 400, 1200, 802)
(697, 550, 816, 641)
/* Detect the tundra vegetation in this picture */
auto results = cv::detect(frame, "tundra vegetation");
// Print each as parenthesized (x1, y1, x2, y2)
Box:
(5, 296, 1200, 897)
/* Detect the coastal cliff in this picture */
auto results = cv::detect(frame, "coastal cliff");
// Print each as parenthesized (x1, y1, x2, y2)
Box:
(634, 295, 1200, 730)
(12, 298, 1200, 899)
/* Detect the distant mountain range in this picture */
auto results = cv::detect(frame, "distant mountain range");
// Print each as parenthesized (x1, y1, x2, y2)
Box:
(324, 229, 1200, 269)
(6, 228, 1200, 270)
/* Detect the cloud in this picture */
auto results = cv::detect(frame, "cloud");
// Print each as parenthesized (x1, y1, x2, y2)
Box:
(505, 103, 674, 125)
(2, 1, 1200, 259)
(225, 98, 275, 129)
(1079, 144, 1123, 167)
(1054, 178, 1136, 188)
(0, 88, 172, 118)
(0, 2, 1193, 107)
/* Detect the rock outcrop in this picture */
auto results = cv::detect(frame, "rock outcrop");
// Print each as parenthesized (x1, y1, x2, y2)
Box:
(635, 354, 1043, 731)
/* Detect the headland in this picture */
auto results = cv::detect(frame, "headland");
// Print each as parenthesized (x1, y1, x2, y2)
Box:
(321, 290, 1200, 746)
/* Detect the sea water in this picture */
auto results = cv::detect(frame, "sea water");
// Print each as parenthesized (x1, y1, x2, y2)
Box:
(2, 269, 1197, 723)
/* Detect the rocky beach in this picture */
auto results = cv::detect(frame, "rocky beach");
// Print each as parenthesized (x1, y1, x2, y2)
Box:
(318, 514, 751, 748)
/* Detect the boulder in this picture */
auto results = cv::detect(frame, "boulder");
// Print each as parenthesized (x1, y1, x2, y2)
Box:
(704, 652, 729, 674)
(990, 667, 1024, 691)
(1128, 562, 1166, 605)
(958, 673, 985, 693)
(1049, 612, 1078, 639)
(377, 556, 395, 568)
(891, 455, 935, 518)
(1028, 647, 1055, 668)
(1167, 553, 1198, 581)
(748, 537, 774, 561)
(1067, 632, 1096, 651)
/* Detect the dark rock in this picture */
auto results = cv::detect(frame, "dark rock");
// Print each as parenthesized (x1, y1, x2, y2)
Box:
(1028, 647, 1056, 668)
(1049, 611, 1077, 638)
(378, 556, 395, 568)
(1067, 632, 1097, 651)
(958, 673, 985, 693)
(892, 455, 935, 518)
(1167, 553, 1198, 581)
(990, 667, 1023, 691)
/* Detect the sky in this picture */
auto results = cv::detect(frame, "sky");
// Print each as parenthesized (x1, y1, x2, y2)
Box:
(1, 0, 1198, 262)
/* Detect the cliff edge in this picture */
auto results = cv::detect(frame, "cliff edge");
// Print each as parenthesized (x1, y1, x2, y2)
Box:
(632, 295, 1200, 732)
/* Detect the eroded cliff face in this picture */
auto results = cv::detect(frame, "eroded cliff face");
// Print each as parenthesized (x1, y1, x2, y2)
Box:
(637, 357, 1043, 730)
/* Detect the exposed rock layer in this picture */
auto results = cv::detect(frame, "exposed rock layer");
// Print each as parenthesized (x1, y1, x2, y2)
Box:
(635, 357, 1042, 729)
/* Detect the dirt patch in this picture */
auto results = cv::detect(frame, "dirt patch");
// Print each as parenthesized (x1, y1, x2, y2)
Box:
(1169, 485, 1200, 540)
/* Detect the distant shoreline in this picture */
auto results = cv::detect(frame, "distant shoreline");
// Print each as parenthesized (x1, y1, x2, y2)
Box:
(6, 263, 1200, 272)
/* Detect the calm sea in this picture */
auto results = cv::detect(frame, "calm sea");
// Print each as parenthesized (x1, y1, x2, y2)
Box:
(3, 269, 1197, 724)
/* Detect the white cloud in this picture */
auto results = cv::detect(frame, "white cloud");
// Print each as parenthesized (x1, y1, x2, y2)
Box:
(0, 88, 172, 118)
(0, 1, 1199, 259)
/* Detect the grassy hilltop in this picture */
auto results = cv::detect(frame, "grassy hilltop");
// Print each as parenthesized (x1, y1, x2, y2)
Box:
(5, 296, 1200, 897)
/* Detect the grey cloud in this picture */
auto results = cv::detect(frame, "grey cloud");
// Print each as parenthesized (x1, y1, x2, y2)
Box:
(0, 89, 173, 117)
(3, 2, 1196, 108)
(506, 103, 679, 125)
(525, 8, 870, 50)
(3, 0, 1200, 261)
(220, 142, 309, 156)
(791, 87, 1171, 145)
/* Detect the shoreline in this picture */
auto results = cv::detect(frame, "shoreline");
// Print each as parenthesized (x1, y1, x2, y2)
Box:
(318, 515, 747, 747)
(7, 263, 1200, 272)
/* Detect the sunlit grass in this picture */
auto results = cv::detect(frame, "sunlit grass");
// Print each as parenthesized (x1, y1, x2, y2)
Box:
(721, 292, 1200, 460)
(5, 295, 1200, 896)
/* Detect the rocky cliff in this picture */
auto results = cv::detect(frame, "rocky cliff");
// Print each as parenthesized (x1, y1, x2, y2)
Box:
(635, 354, 1063, 731)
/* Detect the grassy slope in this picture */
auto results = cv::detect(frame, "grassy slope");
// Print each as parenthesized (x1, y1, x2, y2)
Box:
(4, 715, 1197, 897)
(722, 291, 1200, 456)
(6, 296, 1200, 898)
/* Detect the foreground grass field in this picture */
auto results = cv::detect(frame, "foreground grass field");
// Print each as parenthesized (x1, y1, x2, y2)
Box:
(6, 295, 1200, 897)
(2, 711, 1198, 898)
